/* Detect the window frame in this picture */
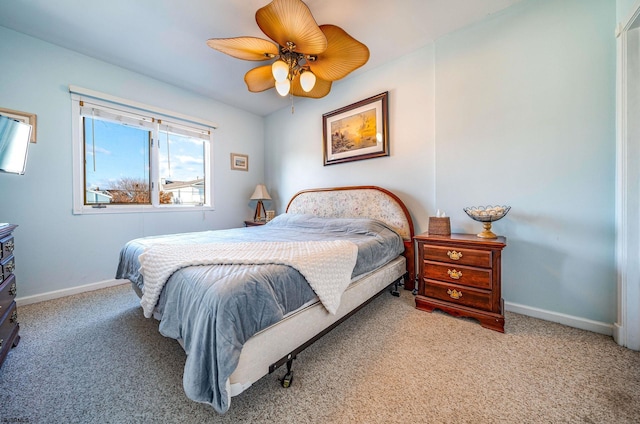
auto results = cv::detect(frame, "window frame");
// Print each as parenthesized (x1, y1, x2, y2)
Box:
(70, 87, 216, 215)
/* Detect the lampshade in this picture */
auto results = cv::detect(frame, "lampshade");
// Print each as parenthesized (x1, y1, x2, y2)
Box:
(271, 60, 289, 82)
(300, 70, 316, 92)
(275, 79, 291, 96)
(250, 184, 271, 200)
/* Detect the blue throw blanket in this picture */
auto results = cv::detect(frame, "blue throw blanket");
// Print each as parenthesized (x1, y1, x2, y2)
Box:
(115, 214, 403, 412)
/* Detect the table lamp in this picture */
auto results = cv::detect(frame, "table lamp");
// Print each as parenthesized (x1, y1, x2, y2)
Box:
(250, 184, 271, 221)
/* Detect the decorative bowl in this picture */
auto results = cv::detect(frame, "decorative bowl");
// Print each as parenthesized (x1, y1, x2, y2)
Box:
(463, 205, 511, 238)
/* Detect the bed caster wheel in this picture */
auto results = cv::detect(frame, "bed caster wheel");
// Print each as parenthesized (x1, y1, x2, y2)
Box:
(280, 371, 293, 388)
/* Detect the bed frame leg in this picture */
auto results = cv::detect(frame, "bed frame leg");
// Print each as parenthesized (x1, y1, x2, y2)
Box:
(280, 357, 295, 388)
(389, 275, 406, 297)
(390, 280, 400, 297)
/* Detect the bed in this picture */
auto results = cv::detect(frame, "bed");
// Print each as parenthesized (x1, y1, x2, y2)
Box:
(115, 185, 415, 413)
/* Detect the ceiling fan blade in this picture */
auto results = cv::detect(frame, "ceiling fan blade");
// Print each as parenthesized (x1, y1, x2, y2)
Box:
(206, 37, 278, 61)
(291, 75, 332, 98)
(256, 0, 327, 55)
(244, 65, 276, 92)
(309, 25, 370, 81)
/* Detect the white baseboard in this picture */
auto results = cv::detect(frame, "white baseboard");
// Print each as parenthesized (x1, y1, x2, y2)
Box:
(16, 279, 129, 307)
(14, 281, 614, 337)
(505, 301, 613, 336)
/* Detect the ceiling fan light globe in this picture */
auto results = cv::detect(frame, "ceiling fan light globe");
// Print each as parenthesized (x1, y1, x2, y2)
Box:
(300, 70, 316, 92)
(272, 60, 289, 82)
(275, 79, 291, 96)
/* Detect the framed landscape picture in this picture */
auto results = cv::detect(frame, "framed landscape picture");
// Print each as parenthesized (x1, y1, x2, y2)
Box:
(322, 92, 389, 166)
(230, 153, 248, 171)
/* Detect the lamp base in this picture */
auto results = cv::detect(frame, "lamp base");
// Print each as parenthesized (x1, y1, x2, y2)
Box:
(253, 200, 266, 221)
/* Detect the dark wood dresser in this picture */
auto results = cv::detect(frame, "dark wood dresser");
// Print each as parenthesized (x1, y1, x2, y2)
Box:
(0, 224, 19, 368)
(414, 233, 507, 332)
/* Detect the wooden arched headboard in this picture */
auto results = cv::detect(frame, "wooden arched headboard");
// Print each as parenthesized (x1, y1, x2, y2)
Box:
(286, 186, 415, 290)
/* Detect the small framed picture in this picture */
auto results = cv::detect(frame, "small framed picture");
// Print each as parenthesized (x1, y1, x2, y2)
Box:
(0, 107, 37, 143)
(230, 153, 248, 171)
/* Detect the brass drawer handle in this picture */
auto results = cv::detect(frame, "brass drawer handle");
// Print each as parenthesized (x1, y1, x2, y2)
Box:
(10, 310, 18, 324)
(9, 282, 16, 296)
(5, 260, 14, 274)
(447, 269, 462, 279)
(447, 289, 463, 299)
(4, 239, 14, 253)
(447, 250, 462, 260)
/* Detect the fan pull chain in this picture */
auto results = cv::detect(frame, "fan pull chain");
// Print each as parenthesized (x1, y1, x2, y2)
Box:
(290, 93, 294, 114)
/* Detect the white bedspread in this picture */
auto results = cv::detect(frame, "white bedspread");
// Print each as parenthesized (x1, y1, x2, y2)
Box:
(138, 240, 358, 318)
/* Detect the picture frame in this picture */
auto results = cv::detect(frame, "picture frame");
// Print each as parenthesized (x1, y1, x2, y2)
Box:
(0, 107, 37, 143)
(322, 92, 389, 166)
(230, 153, 249, 171)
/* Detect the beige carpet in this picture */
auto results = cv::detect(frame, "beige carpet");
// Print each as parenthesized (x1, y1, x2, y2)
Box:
(1, 283, 638, 423)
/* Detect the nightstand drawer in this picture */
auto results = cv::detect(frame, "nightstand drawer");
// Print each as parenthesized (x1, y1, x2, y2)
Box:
(423, 279, 492, 311)
(0, 234, 14, 260)
(423, 245, 491, 268)
(0, 274, 16, 316)
(424, 262, 492, 289)
(0, 302, 18, 354)
(1, 255, 14, 283)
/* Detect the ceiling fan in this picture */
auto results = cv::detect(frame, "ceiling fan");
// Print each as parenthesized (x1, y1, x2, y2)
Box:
(206, 0, 370, 99)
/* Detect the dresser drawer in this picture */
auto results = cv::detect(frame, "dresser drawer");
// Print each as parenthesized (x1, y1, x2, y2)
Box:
(0, 274, 17, 316)
(423, 245, 492, 268)
(1, 254, 15, 282)
(0, 302, 18, 355)
(0, 234, 14, 260)
(424, 261, 492, 290)
(423, 279, 492, 311)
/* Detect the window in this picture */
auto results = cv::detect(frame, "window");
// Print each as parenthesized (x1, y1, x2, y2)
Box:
(84, 117, 152, 205)
(71, 87, 215, 214)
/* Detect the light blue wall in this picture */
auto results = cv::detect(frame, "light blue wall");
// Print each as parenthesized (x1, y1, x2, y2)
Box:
(0, 27, 265, 298)
(265, 0, 617, 324)
(434, 0, 615, 322)
(265, 44, 436, 232)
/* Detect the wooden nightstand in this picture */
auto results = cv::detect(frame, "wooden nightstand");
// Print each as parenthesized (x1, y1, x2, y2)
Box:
(244, 220, 266, 227)
(414, 233, 507, 332)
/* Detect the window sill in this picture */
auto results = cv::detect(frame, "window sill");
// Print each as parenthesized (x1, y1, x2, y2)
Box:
(72, 204, 215, 215)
